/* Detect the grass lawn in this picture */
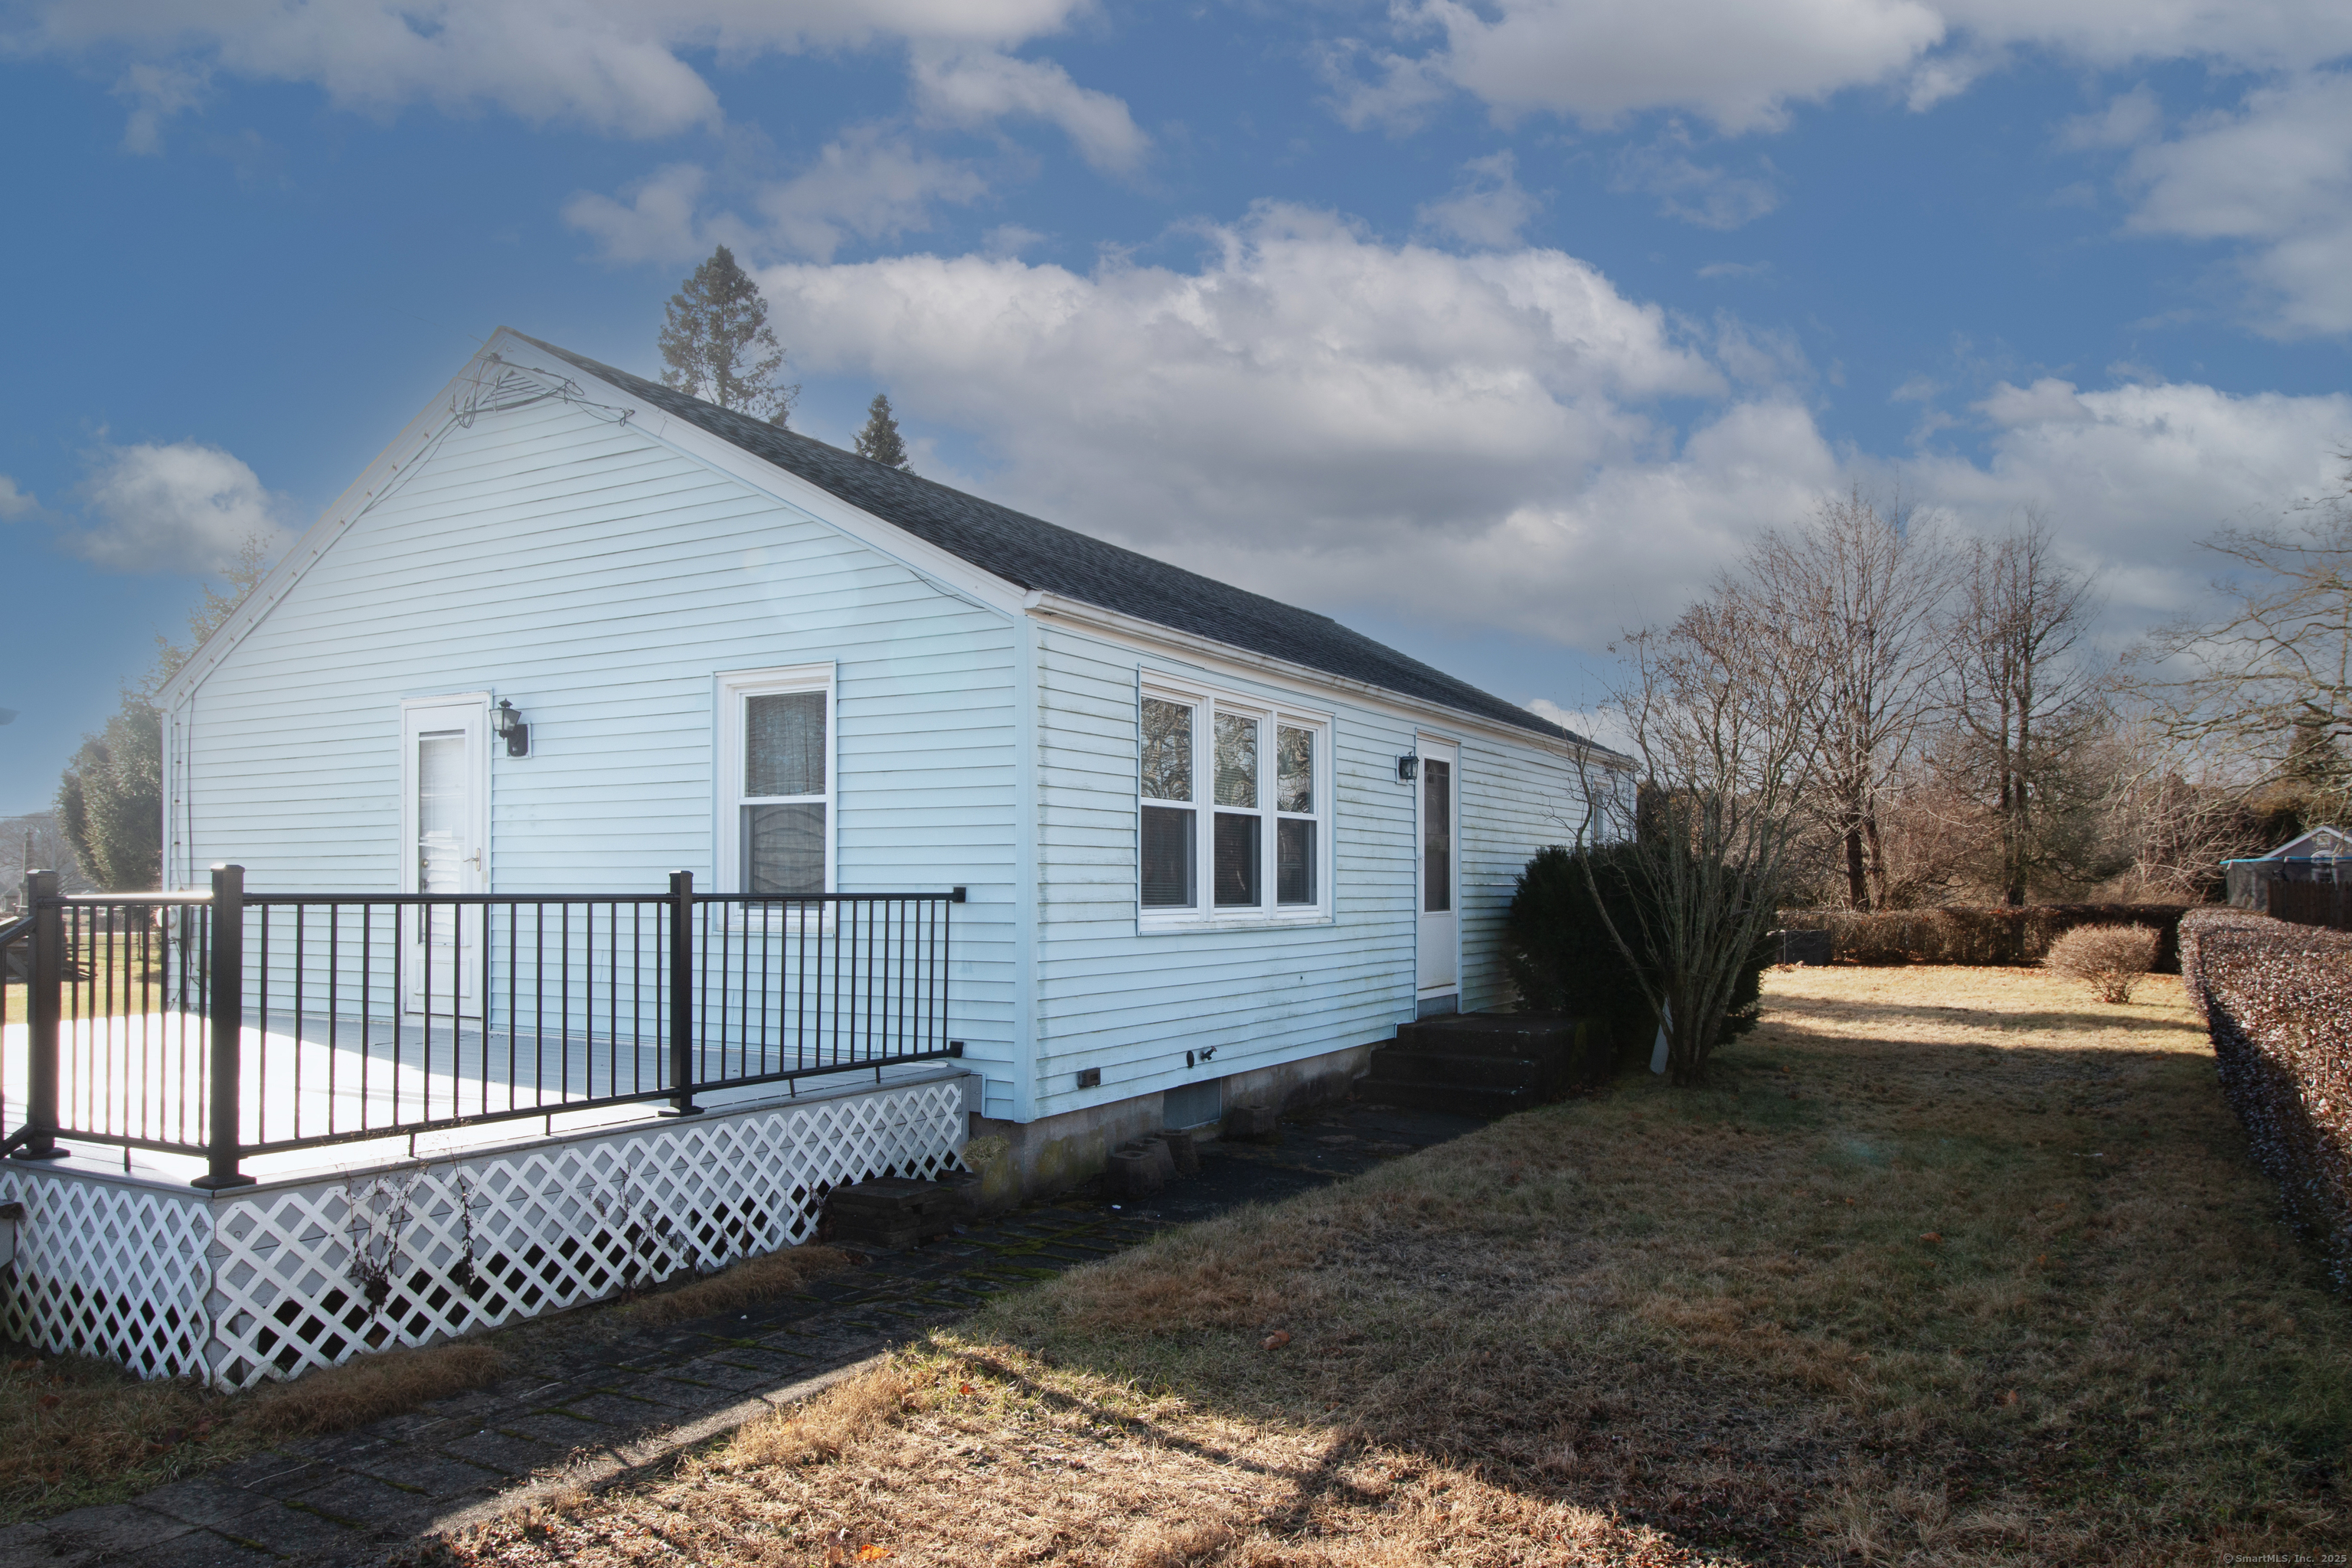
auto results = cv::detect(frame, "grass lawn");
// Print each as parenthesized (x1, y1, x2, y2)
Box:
(438, 965, 2352, 1567)
(2, 933, 165, 1027)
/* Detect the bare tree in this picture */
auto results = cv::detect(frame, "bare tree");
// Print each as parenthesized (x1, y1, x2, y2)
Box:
(2141, 486, 2352, 825)
(1742, 487, 1952, 910)
(1944, 514, 2105, 906)
(1579, 581, 1824, 1085)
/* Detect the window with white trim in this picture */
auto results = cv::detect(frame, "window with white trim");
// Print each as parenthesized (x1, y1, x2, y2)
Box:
(1138, 680, 1328, 925)
(717, 666, 834, 896)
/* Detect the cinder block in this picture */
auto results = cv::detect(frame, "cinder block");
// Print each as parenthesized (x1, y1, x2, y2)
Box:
(1106, 1148, 1165, 1197)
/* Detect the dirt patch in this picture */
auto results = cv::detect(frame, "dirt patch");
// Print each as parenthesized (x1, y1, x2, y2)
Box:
(437, 967, 2352, 1566)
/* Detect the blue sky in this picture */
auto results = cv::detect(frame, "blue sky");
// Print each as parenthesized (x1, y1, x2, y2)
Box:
(5, 0, 2351, 814)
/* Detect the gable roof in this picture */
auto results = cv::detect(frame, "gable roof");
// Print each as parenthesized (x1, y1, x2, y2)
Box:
(514, 334, 1598, 752)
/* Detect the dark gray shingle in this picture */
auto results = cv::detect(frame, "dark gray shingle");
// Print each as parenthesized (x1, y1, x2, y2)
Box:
(515, 334, 1589, 748)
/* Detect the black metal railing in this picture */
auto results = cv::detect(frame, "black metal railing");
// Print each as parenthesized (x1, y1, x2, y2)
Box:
(2, 866, 963, 1188)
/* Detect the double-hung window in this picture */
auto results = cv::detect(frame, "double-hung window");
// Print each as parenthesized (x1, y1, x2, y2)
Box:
(1139, 679, 1328, 926)
(717, 666, 834, 897)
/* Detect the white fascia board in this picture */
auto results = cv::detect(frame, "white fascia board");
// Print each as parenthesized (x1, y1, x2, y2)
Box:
(155, 359, 492, 710)
(1024, 590, 1633, 770)
(485, 332, 1028, 620)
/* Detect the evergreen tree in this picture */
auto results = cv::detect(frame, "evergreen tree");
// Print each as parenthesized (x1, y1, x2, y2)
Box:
(657, 246, 799, 426)
(56, 705, 161, 891)
(54, 538, 270, 891)
(854, 394, 910, 470)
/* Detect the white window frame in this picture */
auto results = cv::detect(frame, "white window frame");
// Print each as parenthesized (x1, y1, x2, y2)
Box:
(1137, 675, 1332, 932)
(715, 664, 837, 903)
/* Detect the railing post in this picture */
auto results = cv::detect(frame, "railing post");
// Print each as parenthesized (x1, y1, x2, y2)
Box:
(665, 870, 701, 1116)
(11, 871, 67, 1161)
(193, 864, 254, 1190)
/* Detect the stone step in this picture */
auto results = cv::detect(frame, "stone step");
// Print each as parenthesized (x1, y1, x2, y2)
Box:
(1355, 1077, 1544, 1118)
(821, 1174, 977, 1250)
(1393, 1012, 1593, 1061)
(1364, 1048, 1554, 1090)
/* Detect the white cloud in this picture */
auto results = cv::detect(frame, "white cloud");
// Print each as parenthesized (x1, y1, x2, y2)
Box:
(562, 163, 713, 266)
(727, 209, 2350, 648)
(1920, 377, 2352, 618)
(15, 0, 1096, 142)
(1612, 139, 1780, 228)
(64, 441, 292, 574)
(111, 60, 210, 153)
(2059, 82, 2161, 151)
(1415, 152, 1538, 248)
(566, 131, 987, 265)
(751, 204, 1839, 643)
(1334, 0, 2352, 136)
(1349, 0, 1946, 135)
(1526, 698, 1632, 755)
(0, 475, 38, 519)
(753, 130, 988, 262)
(910, 50, 1148, 175)
(2116, 70, 2352, 336)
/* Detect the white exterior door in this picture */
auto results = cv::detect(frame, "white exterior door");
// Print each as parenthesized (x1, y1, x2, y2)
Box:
(401, 697, 488, 1016)
(1416, 740, 1459, 1001)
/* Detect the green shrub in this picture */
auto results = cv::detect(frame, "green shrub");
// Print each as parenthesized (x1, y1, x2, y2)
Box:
(1504, 844, 1770, 1076)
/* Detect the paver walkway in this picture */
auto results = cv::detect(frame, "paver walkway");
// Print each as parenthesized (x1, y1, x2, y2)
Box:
(0, 1099, 1486, 1568)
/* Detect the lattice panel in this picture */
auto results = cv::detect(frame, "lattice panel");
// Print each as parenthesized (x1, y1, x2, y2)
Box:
(0, 1167, 213, 1380)
(206, 1076, 967, 1389)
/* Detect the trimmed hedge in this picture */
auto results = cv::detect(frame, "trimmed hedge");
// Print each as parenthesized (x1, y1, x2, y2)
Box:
(2180, 906, 2352, 1289)
(1774, 903, 2194, 973)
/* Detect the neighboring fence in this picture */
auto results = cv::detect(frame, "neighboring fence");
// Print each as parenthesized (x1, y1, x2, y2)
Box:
(2269, 879, 2351, 932)
(1, 866, 964, 1188)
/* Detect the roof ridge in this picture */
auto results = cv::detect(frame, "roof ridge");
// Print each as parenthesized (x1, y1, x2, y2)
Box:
(506, 332, 1595, 751)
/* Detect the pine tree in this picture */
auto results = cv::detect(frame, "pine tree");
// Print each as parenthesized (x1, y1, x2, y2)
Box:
(657, 246, 799, 426)
(854, 394, 910, 470)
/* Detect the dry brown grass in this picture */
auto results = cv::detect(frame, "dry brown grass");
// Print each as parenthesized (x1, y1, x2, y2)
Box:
(242, 1341, 509, 1439)
(0, 1347, 236, 1522)
(619, 1245, 853, 1329)
(439, 966, 2352, 1566)
(4, 933, 168, 1027)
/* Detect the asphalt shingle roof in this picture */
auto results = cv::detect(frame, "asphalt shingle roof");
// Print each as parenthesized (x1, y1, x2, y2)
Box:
(518, 334, 1591, 749)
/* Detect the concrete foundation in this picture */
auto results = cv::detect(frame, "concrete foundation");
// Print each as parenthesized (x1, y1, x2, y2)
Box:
(965, 1039, 1379, 1207)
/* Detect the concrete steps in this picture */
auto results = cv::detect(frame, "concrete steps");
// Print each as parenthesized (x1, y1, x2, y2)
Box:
(1359, 1012, 1605, 1117)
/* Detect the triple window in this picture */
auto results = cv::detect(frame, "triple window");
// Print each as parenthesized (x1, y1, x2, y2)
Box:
(1139, 682, 1328, 923)
(717, 666, 834, 897)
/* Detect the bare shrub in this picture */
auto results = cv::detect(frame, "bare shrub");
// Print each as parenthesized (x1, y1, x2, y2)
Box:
(2046, 923, 2160, 1003)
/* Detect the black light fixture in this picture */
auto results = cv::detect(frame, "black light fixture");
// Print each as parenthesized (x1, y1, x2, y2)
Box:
(492, 698, 529, 757)
(1396, 753, 1419, 782)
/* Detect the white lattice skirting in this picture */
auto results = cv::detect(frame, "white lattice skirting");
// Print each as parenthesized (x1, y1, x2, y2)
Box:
(0, 1070, 971, 1389)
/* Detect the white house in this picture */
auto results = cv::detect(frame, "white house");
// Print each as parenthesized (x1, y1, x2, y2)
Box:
(156, 330, 1622, 1201)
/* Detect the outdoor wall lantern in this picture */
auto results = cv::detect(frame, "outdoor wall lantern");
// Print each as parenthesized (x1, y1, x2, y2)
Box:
(1396, 753, 1419, 782)
(492, 698, 530, 757)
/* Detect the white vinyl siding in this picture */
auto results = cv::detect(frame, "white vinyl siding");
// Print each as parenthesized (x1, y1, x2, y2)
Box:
(166, 395, 1020, 1096)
